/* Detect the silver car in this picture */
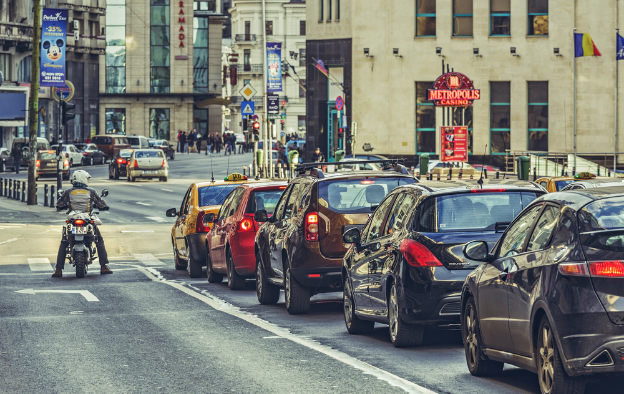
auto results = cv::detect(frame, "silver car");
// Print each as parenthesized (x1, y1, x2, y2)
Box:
(126, 149, 169, 182)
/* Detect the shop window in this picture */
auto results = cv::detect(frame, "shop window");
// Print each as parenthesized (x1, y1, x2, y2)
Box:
(328, 0, 332, 21)
(17, 55, 31, 82)
(490, 82, 511, 154)
(319, 0, 323, 22)
(298, 115, 306, 134)
(194, 17, 209, 93)
(528, 0, 548, 36)
(416, 82, 435, 153)
(491, 0, 510, 36)
(453, 0, 472, 36)
(150, 108, 170, 140)
(336, 0, 340, 20)
(416, 0, 436, 37)
(105, 108, 126, 134)
(528, 82, 548, 151)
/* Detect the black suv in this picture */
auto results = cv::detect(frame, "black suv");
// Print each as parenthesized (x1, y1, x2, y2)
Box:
(341, 180, 545, 347)
(254, 161, 417, 314)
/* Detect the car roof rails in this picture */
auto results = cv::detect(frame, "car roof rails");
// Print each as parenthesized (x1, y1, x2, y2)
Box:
(295, 159, 408, 178)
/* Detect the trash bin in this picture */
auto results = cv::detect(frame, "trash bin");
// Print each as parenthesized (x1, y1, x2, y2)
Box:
(334, 150, 345, 169)
(516, 156, 530, 180)
(419, 153, 430, 176)
(288, 150, 299, 166)
(256, 149, 264, 174)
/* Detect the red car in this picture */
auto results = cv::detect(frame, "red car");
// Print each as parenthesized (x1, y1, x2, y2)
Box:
(204, 182, 288, 289)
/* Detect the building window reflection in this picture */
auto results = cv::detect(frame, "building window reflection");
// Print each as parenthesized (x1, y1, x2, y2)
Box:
(106, 108, 126, 134)
(193, 17, 209, 93)
(151, 0, 170, 93)
(453, 0, 472, 36)
(528, 81, 548, 151)
(17, 55, 31, 82)
(491, 0, 510, 36)
(490, 81, 511, 154)
(105, 0, 126, 93)
(416, 0, 436, 37)
(416, 82, 435, 153)
(150, 108, 170, 140)
(528, 0, 548, 36)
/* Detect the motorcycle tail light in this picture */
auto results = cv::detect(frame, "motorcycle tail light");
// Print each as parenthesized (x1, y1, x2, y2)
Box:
(36, 160, 40, 167)
(196, 211, 211, 233)
(589, 261, 624, 277)
(399, 239, 443, 267)
(74, 219, 85, 226)
(305, 212, 319, 241)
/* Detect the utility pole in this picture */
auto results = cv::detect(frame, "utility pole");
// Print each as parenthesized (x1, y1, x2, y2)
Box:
(262, 0, 268, 175)
(27, 0, 42, 205)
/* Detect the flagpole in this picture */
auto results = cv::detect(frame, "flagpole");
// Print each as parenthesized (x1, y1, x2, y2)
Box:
(574, 28, 577, 171)
(616, 28, 620, 174)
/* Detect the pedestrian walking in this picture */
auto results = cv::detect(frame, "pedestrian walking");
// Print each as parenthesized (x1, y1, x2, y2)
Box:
(312, 147, 325, 163)
(177, 130, 182, 152)
(216, 133, 222, 153)
(180, 131, 188, 153)
(11, 145, 23, 174)
(187, 131, 195, 154)
(194, 129, 201, 154)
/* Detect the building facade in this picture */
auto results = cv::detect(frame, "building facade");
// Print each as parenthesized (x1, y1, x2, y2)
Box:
(228, 0, 306, 139)
(307, 0, 624, 168)
(99, 0, 225, 144)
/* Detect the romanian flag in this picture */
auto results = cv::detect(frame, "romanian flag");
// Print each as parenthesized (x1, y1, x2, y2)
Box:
(315, 59, 329, 77)
(574, 33, 602, 57)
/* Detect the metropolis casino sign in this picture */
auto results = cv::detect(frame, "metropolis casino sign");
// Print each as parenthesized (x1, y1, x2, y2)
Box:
(427, 72, 480, 107)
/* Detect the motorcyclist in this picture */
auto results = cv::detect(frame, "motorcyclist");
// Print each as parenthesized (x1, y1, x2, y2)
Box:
(52, 170, 113, 277)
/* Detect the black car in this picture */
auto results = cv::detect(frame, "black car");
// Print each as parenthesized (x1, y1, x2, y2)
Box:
(341, 180, 544, 347)
(75, 143, 106, 166)
(108, 149, 133, 179)
(461, 186, 624, 394)
(151, 140, 175, 160)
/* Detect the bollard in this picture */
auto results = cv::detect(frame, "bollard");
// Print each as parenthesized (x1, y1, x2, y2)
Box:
(0, 177, 2, 197)
(458, 168, 463, 180)
(609, 169, 611, 177)
(21, 181, 25, 202)
(598, 167, 601, 176)
(35, 183, 37, 205)
(44, 184, 49, 206)
(447, 168, 452, 180)
(51, 185, 56, 208)
(243, 166, 246, 176)
(561, 165, 566, 177)
(533, 167, 537, 181)
(13, 180, 18, 200)
(3, 178, 6, 197)
(426, 172, 430, 180)
(416, 171, 420, 180)
(470, 174, 474, 179)
(279, 164, 284, 179)
(496, 170, 500, 179)
(437, 172, 440, 181)
(8, 179, 12, 199)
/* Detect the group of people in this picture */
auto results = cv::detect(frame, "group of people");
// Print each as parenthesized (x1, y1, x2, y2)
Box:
(176, 130, 248, 156)
(177, 129, 202, 154)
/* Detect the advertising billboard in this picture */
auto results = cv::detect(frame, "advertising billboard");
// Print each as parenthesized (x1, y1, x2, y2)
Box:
(40, 8, 68, 87)
(266, 43, 282, 92)
(441, 126, 468, 162)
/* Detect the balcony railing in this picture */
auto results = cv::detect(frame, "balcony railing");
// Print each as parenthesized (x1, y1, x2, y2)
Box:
(234, 34, 258, 42)
(234, 63, 263, 73)
(0, 22, 33, 42)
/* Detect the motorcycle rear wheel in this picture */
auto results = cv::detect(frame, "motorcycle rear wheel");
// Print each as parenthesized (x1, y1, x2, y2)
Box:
(75, 251, 86, 278)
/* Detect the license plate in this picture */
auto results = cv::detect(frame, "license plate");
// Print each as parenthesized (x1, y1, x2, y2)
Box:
(71, 227, 88, 235)
(143, 170, 159, 174)
(47, 163, 56, 166)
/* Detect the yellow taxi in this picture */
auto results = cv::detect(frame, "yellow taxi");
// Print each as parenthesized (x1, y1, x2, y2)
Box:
(536, 172, 617, 193)
(165, 173, 267, 277)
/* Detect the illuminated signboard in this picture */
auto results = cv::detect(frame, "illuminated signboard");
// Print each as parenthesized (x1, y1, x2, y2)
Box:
(441, 126, 468, 162)
(427, 72, 480, 107)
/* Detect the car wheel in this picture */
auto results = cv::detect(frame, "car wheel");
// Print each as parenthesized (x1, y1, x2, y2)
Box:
(256, 253, 279, 304)
(187, 242, 203, 279)
(170, 151, 175, 160)
(343, 279, 375, 335)
(462, 296, 504, 376)
(284, 265, 310, 314)
(114, 168, 119, 180)
(89, 157, 93, 166)
(172, 240, 187, 270)
(226, 250, 246, 290)
(537, 316, 586, 394)
(69, 159, 73, 168)
(388, 282, 424, 348)
(206, 245, 223, 283)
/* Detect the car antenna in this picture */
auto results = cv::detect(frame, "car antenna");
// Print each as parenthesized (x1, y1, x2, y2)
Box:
(477, 144, 487, 188)
(210, 151, 214, 182)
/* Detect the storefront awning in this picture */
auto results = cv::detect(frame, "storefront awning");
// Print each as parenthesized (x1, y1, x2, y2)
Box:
(196, 98, 232, 108)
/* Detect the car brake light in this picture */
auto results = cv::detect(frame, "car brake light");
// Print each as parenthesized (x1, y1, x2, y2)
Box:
(74, 219, 85, 226)
(240, 218, 253, 231)
(63, 160, 69, 166)
(399, 239, 443, 267)
(470, 188, 507, 193)
(558, 263, 589, 277)
(161, 159, 166, 168)
(305, 212, 319, 241)
(308, 274, 321, 278)
(279, 186, 287, 189)
(82, 152, 89, 156)
(133, 160, 139, 168)
(196, 211, 211, 233)
(36, 160, 40, 167)
(589, 261, 624, 277)
(117, 158, 126, 164)
(361, 180, 375, 184)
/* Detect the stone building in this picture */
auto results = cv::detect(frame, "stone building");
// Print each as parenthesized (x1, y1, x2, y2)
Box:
(99, 0, 226, 144)
(306, 0, 624, 168)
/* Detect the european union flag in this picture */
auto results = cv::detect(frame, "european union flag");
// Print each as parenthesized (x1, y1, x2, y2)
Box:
(617, 33, 624, 60)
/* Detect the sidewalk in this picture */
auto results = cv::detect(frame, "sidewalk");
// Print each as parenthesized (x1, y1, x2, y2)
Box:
(0, 195, 64, 223)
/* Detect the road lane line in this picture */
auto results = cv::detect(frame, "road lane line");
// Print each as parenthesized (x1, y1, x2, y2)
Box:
(161, 189, 174, 192)
(0, 238, 19, 245)
(136, 266, 437, 394)
(27, 258, 54, 272)
(146, 217, 167, 222)
(136, 202, 152, 206)
(132, 253, 164, 266)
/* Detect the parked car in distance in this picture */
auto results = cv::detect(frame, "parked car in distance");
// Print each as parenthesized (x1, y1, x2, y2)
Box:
(127, 135, 151, 150)
(415, 160, 476, 175)
(461, 186, 624, 394)
(0, 148, 18, 172)
(204, 182, 288, 288)
(337, 159, 382, 171)
(344, 154, 389, 161)
(341, 180, 544, 347)
(75, 143, 106, 165)
(234, 133, 246, 145)
(286, 139, 306, 154)
(535, 173, 615, 193)
(36, 150, 70, 181)
(150, 140, 175, 160)
(92, 135, 131, 162)
(108, 149, 133, 180)
(126, 149, 169, 182)
(254, 161, 417, 314)
(51, 144, 83, 167)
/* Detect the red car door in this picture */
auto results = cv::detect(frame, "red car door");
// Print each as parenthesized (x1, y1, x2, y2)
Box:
(210, 188, 245, 270)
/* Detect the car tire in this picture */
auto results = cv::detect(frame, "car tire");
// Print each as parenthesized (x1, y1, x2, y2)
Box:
(206, 245, 223, 283)
(284, 265, 310, 314)
(256, 253, 279, 304)
(226, 250, 246, 290)
(89, 157, 93, 166)
(388, 282, 425, 348)
(172, 240, 187, 270)
(188, 242, 203, 279)
(170, 151, 175, 160)
(537, 315, 586, 394)
(69, 159, 73, 168)
(343, 279, 375, 335)
(462, 296, 505, 376)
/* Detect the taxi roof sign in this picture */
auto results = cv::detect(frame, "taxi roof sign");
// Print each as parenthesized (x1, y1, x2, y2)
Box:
(225, 173, 247, 182)
(574, 172, 596, 180)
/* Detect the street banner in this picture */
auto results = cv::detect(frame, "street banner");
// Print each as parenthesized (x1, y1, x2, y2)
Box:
(617, 33, 624, 60)
(441, 126, 468, 162)
(40, 8, 68, 87)
(266, 43, 282, 92)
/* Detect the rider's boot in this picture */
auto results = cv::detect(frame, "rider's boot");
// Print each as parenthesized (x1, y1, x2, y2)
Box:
(100, 265, 113, 274)
(51, 269, 62, 277)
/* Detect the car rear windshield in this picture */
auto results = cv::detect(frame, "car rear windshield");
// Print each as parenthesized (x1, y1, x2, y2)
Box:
(39, 152, 56, 160)
(119, 150, 132, 157)
(134, 151, 163, 158)
(318, 177, 416, 214)
(127, 137, 139, 145)
(198, 185, 239, 207)
(555, 180, 575, 191)
(417, 192, 539, 232)
(93, 136, 112, 144)
(246, 189, 284, 215)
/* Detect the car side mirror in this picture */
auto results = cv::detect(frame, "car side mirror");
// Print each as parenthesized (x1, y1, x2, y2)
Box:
(202, 213, 215, 227)
(254, 209, 269, 222)
(342, 227, 361, 245)
(101, 189, 108, 197)
(463, 241, 491, 262)
(165, 208, 178, 217)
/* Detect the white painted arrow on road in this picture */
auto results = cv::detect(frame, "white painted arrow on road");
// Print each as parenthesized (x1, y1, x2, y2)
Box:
(15, 289, 99, 302)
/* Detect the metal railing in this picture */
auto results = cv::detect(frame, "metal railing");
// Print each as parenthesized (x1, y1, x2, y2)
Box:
(505, 150, 624, 177)
(234, 34, 258, 42)
(233, 63, 263, 73)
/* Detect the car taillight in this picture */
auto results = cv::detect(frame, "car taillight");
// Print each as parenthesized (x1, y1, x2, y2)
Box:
(82, 152, 89, 156)
(361, 180, 375, 184)
(74, 219, 85, 226)
(240, 218, 253, 231)
(117, 158, 126, 164)
(399, 239, 443, 267)
(558, 262, 589, 277)
(196, 211, 211, 233)
(63, 160, 69, 166)
(589, 261, 624, 277)
(133, 160, 139, 168)
(161, 159, 166, 168)
(305, 212, 319, 241)
(36, 160, 40, 167)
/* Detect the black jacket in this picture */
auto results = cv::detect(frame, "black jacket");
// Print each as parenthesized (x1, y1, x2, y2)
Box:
(56, 186, 108, 213)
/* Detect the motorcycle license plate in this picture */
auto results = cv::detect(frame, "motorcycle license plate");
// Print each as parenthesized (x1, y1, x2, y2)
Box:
(143, 170, 158, 174)
(72, 227, 88, 235)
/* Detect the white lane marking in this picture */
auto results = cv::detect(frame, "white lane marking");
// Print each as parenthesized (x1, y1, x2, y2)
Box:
(0, 238, 19, 245)
(132, 253, 164, 266)
(146, 217, 167, 222)
(136, 267, 437, 394)
(15, 289, 99, 302)
(161, 189, 174, 192)
(136, 202, 152, 206)
(0, 224, 24, 226)
(27, 258, 54, 272)
(120, 231, 155, 233)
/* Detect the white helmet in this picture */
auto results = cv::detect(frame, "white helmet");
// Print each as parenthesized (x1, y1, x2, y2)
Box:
(71, 170, 91, 187)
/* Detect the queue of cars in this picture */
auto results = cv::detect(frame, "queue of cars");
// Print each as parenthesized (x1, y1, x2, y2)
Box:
(163, 165, 623, 394)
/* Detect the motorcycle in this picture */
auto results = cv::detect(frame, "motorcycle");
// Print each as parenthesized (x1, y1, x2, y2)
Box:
(57, 189, 109, 278)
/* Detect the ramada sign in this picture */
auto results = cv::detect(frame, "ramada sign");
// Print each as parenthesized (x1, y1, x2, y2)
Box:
(178, 1, 186, 47)
(427, 72, 480, 107)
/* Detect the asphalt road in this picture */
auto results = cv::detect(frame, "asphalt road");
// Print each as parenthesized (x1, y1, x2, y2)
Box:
(0, 151, 622, 393)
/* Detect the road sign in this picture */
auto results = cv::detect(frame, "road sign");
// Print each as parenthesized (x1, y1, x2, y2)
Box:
(281, 113, 286, 120)
(52, 80, 74, 102)
(335, 96, 344, 111)
(239, 84, 257, 100)
(252, 114, 259, 121)
(268, 114, 280, 120)
(268, 94, 279, 115)
(241, 101, 255, 115)
(280, 132, 285, 137)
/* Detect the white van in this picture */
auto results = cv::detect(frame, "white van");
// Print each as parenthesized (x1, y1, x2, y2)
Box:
(127, 135, 150, 150)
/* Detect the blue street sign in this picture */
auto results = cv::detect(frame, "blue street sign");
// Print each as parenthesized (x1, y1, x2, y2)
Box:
(280, 132, 285, 137)
(241, 101, 255, 115)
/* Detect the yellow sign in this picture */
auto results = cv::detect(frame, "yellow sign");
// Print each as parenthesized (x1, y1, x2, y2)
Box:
(575, 172, 596, 179)
(225, 173, 247, 182)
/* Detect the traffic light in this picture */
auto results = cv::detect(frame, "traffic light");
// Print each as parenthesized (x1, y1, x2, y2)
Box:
(252, 121, 260, 134)
(338, 127, 344, 137)
(61, 100, 76, 126)
(280, 119, 285, 131)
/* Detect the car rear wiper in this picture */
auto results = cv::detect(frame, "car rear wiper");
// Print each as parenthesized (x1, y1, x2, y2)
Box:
(495, 222, 511, 232)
